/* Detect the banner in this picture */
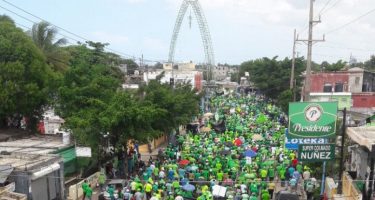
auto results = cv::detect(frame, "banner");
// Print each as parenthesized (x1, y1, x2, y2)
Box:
(288, 102, 338, 138)
(298, 144, 335, 161)
(285, 128, 328, 150)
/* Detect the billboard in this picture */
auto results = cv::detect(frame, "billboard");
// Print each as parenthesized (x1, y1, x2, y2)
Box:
(288, 102, 338, 138)
(285, 128, 328, 150)
(298, 144, 335, 161)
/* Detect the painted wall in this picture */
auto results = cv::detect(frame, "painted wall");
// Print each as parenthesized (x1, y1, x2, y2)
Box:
(310, 72, 349, 92)
(352, 93, 375, 108)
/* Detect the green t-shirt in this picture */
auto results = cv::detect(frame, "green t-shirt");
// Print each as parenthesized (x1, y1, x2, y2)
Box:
(217, 172, 223, 181)
(260, 169, 267, 178)
(250, 183, 258, 193)
(268, 168, 275, 178)
(202, 170, 209, 180)
(86, 187, 93, 197)
(262, 192, 270, 200)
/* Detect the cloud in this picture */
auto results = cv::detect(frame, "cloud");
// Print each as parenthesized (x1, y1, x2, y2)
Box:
(127, 0, 146, 4)
(142, 37, 168, 52)
(90, 31, 129, 45)
(164, 0, 375, 63)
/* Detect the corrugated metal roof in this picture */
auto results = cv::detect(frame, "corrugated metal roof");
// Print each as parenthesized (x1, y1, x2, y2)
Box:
(0, 164, 13, 184)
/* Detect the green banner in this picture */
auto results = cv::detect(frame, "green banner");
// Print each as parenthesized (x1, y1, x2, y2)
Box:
(298, 144, 335, 161)
(288, 102, 338, 138)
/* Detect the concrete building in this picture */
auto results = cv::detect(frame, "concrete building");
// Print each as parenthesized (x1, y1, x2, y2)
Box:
(0, 134, 76, 176)
(0, 153, 64, 200)
(308, 68, 375, 113)
(346, 126, 375, 199)
(213, 64, 239, 81)
(144, 62, 203, 91)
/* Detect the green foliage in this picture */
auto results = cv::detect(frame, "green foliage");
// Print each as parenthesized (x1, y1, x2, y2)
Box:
(364, 55, 375, 71)
(140, 79, 200, 133)
(56, 43, 122, 148)
(100, 92, 166, 145)
(0, 16, 54, 129)
(29, 22, 70, 72)
(277, 89, 293, 113)
(321, 60, 347, 72)
(239, 57, 305, 100)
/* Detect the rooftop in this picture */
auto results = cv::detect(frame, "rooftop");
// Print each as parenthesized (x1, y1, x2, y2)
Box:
(0, 153, 60, 171)
(347, 126, 375, 151)
(0, 135, 71, 155)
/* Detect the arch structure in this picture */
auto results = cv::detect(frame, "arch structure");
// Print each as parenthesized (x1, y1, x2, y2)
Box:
(168, 0, 215, 75)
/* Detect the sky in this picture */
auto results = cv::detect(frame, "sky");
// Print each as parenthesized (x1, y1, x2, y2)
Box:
(1, 0, 375, 65)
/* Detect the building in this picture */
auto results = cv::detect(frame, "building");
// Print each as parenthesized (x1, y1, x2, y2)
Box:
(213, 64, 239, 81)
(308, 68, 375, 113)
(0, 134, 76, 176)
(144, 62, 203, 91)
(0, 153, 64, 200)
(346, 126, 375, 199)
(0, 183, 27, 200)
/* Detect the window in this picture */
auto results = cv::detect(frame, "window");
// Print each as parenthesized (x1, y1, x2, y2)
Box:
(335, 83, 343, 92)
(355, 77, 360, 84)
(323, 83, 332, 93)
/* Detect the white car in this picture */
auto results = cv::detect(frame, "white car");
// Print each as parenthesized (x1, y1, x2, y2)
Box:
(101, 179, 129, 200)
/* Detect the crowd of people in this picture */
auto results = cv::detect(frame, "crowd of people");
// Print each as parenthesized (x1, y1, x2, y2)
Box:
(98, 95, 318, 200)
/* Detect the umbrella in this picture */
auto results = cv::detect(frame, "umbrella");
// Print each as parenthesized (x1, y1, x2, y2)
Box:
(182, 183, 195, 192)
(243, 150, 257, 158)
(252, 134, 264, 141)
(179, 160, 190, 166)
(204, 113, 214, 118)
(220, 150, 231, 156)
(234, 138, 243, 146)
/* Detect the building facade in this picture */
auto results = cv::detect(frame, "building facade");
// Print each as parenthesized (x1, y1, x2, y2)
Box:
(309, 68, 375, 112)
(213, 64, 239, 81)
(0, 153, 64, 200)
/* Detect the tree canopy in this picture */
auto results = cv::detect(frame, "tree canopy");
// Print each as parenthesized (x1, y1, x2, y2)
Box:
(0, 15, 54, 129)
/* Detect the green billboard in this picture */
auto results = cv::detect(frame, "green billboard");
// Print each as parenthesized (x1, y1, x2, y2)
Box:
(288, 102, 338, 138)
(298, 144, 335, 161)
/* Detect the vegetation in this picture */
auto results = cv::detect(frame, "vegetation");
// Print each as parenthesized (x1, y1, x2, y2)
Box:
(0, 16, 55, 130)
(239, 57, 305, 112)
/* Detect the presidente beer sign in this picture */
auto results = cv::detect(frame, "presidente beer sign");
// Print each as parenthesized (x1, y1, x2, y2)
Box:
(288, 102, 338, 138)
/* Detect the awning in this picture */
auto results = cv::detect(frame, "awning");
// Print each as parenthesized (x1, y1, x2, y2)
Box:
(0, 165, 13, 184)
(347, 126, 375, 152)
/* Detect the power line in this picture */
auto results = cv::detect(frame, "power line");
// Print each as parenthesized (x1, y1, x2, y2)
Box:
(317, 0, 333, 16)
(0, 0, 163, 64)
(320, 0, 342, 16)
(326, 7, 375, 35)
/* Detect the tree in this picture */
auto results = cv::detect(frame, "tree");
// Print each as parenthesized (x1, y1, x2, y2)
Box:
(321, 60, 347, 72)
(57, 42, 122, 149)
(29, 21, 70, 72)
(0, 16, 54, 129)
(239, 57, 305, 100)
(139, 79, 201, 134)
(364, 55, 375, 71)
(100, 91, 167, 148)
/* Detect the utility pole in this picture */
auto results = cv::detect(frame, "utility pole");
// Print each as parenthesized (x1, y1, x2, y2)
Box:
(297, 0, 325, 101)
(290, 29, 297, 90)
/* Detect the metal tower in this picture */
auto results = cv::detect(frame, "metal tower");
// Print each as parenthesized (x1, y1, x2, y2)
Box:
(168, 0, 215, 80)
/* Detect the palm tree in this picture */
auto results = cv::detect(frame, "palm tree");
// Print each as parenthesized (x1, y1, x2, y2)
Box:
(29, 21, 69, 72)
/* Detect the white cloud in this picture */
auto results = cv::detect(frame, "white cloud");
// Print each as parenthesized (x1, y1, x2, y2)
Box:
(142, 37, 168, 52)
(164, 0, 375, 63)
(90, 31, 129, 45)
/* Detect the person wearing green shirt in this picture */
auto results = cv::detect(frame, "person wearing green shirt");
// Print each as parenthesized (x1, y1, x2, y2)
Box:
(202, 169, 209, 180)
(249, 194, 258, 200)
(85, 184, 93, 200)
(217, 171, 224, 182)
(250, 183, 258, 195)
(82, 180, 89, 200)
(261, 190, 270, 200)
(260, 168, 268, 180)
(268, 168, 275, 181)
(107, 185, 115, 200)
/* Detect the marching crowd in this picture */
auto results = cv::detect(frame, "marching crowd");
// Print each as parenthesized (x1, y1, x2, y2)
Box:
(92, 95, 318, 200)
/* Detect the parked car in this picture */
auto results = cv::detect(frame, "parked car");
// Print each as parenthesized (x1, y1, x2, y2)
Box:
(275, 190, 300, 200)
(101, 179, 129, 200)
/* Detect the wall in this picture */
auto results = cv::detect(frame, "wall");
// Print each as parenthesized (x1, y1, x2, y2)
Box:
(363, 71, 375, 92)
(310, 73, 349, 92)
(348, 72, 364, 93)
(309, 93, 352, 109)
(67, 172, 100, 200)
(352, 93, 375, 108)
